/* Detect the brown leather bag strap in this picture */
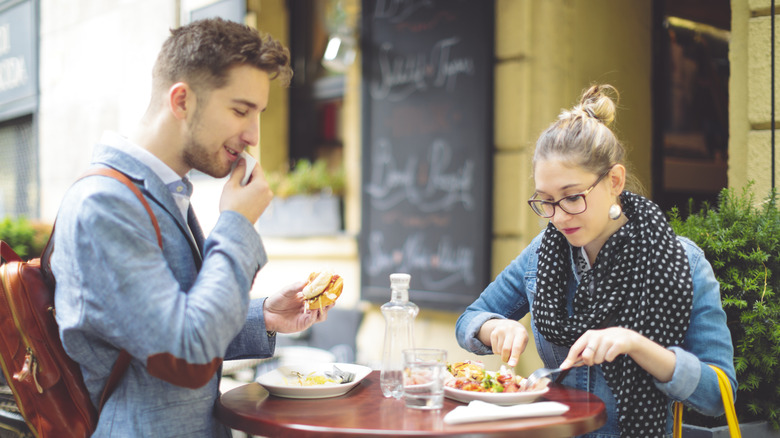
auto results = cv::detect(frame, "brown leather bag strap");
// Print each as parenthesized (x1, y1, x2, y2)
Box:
(79, 168, 163, 247)
(0, 241, 22, 263)
(75, 168, 163, 413)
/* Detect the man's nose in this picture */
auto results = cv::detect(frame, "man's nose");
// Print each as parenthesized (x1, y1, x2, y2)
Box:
(241, 117, 260, 146)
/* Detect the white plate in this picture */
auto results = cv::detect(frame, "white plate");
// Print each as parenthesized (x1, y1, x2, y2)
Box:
(444, 385, 550, 406)
(255, 363, 371, 399)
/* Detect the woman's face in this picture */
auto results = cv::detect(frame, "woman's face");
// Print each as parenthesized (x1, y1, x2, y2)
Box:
(533, 159, 620, 251)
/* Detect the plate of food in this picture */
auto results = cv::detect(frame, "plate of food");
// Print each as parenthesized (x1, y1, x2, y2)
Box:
(444, 361, 550, 406)
(255, 362, 371, 399)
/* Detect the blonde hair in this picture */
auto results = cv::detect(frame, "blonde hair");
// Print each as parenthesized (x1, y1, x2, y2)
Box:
(532, 84, 643, 194)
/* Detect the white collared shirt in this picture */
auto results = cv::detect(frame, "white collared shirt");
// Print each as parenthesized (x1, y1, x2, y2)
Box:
(99, 131, 191, 221)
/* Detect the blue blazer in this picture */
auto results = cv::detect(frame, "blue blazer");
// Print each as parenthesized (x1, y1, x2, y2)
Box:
(53, 143, 272, 437)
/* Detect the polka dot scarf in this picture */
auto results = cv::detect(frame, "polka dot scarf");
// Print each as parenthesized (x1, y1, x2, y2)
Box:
(532, 191, 693, 437)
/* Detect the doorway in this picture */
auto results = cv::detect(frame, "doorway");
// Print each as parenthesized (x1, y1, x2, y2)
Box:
(652, 0, 731, 215)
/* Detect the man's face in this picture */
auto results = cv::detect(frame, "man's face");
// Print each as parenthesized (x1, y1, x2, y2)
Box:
(182, 65, 270, 178)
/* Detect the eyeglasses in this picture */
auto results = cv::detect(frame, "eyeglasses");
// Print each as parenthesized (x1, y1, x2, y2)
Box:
(527, 167, 612, 218)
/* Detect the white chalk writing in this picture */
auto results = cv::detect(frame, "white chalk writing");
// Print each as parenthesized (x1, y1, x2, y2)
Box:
(371, 38, 474, 102)
(366, 231, 475, 288)
(366, 137, 473, 212)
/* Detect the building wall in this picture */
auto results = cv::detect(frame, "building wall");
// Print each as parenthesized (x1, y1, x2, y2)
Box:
(38, 0, 176, 221)
(252, 0, 290, 174)
(730, 0, 780, 196)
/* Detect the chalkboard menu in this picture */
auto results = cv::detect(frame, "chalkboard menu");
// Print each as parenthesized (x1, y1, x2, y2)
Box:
(360, 0, 494, 311)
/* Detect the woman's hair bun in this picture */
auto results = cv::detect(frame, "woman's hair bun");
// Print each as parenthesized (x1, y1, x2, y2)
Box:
(575, 84, 619, 126)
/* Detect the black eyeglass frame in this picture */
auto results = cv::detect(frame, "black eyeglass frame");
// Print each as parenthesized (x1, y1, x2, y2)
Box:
(527, 167, 613, 218)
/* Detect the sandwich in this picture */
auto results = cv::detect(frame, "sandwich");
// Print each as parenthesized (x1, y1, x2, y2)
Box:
(302, 271, 344, 310)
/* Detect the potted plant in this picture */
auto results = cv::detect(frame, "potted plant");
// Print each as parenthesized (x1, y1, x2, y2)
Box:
(669, 184, 780, 437)
(256, 158, 346, 237)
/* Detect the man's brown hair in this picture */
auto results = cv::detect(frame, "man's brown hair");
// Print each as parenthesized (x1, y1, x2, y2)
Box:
(152, 17, 292, 95)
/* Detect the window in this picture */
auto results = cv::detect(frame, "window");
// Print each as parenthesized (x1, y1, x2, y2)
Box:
(0, 115, 37, 218)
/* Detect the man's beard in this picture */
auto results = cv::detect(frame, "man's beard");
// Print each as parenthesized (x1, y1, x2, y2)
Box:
(182, 136, 231, 179)
(181, 110, 232, 178)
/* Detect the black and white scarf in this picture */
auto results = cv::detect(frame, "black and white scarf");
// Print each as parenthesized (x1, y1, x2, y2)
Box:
(532, 191, 693, 437)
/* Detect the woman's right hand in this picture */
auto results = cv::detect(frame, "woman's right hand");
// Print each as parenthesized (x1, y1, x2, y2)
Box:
(478, 319, 529, 367)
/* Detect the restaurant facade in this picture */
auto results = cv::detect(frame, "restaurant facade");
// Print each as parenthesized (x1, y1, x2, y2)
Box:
(0, 0, 774, 374)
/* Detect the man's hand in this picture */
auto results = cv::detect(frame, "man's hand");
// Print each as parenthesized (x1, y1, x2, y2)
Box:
(263, 281, 331, 334)
(219, 157, 273, 223)
(477, 319, 529, 367)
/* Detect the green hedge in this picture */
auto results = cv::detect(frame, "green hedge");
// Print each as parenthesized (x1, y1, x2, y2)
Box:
(0, 217, 52, 261)
(669, 185, 780, 429)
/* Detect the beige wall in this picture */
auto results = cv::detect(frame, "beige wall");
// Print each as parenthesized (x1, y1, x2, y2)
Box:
(253, 0, 290, 173)
(730, 0, 780, 197)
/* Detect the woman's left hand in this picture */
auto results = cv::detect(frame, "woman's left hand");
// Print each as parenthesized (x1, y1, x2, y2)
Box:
(560, 327, 638, 369)
(560, 327, 676, 382)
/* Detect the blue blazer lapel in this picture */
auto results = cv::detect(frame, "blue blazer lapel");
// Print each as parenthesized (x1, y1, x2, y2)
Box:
(92, 144, 203, 268)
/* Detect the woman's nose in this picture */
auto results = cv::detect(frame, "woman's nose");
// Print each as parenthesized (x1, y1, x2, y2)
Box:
(552, 205, 571, 223)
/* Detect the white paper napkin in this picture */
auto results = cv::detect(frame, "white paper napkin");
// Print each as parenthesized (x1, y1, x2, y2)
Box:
(443, 400, 570, 425)
(239, 151, 257, 186)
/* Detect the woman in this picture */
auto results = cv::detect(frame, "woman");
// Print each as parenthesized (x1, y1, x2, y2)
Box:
(455, 85, 735, 437)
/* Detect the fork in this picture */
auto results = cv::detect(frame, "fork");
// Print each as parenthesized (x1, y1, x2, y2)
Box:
(525, 361, 583, 389)
(325, 365, 355, 384)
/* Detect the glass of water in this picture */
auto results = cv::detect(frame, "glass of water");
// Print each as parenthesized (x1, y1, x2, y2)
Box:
(402, 348, 447, 410)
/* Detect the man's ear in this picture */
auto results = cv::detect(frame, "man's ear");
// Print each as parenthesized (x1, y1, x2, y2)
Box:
(168, 82, 193, 120)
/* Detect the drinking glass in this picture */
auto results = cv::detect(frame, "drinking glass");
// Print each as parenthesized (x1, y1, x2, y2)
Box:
(402, 348, 447, 410)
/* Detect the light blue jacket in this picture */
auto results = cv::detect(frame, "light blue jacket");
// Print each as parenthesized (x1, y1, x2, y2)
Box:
(456, 231, 736, 437)
(52, 143, 273, 437)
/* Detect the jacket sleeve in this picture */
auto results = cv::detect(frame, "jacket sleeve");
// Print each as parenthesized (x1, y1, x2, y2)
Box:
(653, 238, 736, 416)
(456, 236, 537, 355)
(55, 179, 266, 389)
(224, 298, 275, 360)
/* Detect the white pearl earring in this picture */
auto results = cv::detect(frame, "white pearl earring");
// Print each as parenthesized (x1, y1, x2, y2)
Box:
(609, 204, 622, 220)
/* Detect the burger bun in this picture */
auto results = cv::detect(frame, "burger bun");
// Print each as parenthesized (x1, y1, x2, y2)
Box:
(303, 271, 343, 310)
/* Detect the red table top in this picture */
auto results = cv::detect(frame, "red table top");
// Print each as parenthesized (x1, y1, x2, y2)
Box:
(216, 370, 607, 437)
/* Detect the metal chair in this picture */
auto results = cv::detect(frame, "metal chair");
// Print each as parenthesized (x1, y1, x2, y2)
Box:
(0, 381, 32, 438)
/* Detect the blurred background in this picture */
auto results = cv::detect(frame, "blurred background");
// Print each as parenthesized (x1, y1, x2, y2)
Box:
(0, 0, 774, 379)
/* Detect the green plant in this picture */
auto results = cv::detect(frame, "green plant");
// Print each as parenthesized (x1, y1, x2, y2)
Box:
(0, 217, 52, 261)
(267, 158, 345, 198)
(669, 184, 780, 429)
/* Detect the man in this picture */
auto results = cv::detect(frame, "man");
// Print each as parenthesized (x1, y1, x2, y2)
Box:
(52, 18, 327, 436)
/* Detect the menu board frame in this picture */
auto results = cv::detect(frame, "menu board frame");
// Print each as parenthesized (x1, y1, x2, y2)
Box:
(359, 0, 494, 311)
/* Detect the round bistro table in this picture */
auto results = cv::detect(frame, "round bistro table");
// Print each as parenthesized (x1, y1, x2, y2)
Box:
(216, 371, 607, 437)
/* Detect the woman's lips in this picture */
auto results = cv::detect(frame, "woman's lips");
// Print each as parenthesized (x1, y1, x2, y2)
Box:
(561, 227, 580, 235)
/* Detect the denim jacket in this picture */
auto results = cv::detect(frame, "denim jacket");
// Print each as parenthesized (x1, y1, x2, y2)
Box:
(52, 143, 273, 437)
(456, 231, 736, 437)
